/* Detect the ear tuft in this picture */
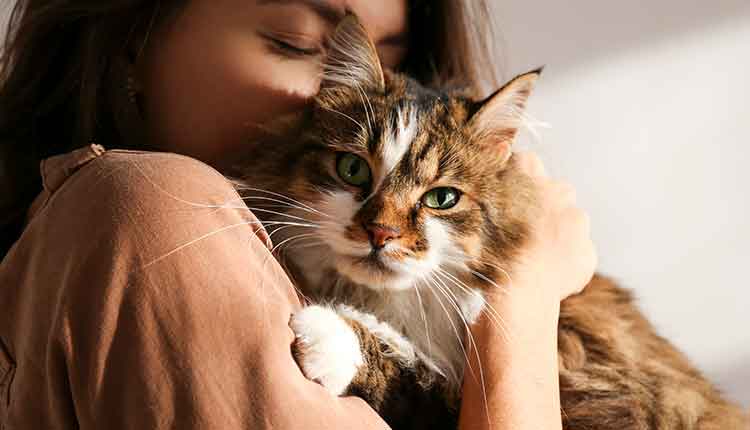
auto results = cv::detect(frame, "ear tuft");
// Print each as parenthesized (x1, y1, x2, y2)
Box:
(469, 69, 542, 161)
(320, 14, 385, 92)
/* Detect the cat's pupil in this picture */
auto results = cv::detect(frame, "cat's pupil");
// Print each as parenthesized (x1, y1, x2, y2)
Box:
(348, 160, 361, 177)
(437, 189, 448, 205)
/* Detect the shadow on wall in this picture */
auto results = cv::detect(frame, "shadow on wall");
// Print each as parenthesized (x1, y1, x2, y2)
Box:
(493, 0, 750, 76)
(493, 0, 750, 409)
(712, 357, 750, 409)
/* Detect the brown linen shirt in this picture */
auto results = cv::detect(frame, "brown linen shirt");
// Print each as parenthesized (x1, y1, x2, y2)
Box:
(0, 145, 390, 429)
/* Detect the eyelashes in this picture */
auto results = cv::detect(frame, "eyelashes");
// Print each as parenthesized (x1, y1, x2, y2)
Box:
(261, 32, 323, 58)
(272, 38, 321, 57)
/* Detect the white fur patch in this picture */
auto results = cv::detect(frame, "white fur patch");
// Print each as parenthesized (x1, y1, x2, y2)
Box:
(318, 191, 368, 256)
(380, 106, 418, 180)
(335, 304, 417, 365)
(277, 191, 366, 290)
(330, 276, 488, 393)
(388, 218, 459, 283)
(459, 289, 487, 325)
(290, 305, 364, 396)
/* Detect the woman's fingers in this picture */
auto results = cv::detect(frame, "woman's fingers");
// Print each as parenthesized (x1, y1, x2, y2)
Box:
(550, 181, 577, 209)
(507, 152, 597, 301)
(514, 151, 547, 178)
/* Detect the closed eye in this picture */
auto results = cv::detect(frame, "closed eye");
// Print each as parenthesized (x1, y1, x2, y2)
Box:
(262, 33, 322, 58)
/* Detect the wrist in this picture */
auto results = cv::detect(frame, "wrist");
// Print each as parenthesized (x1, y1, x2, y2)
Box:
(474, 288, 560, 361)
(473, 268, 562, 370)
(461, 279, 563, 430)
(485, 267, 562, 329)
(474, 273, 562, 392)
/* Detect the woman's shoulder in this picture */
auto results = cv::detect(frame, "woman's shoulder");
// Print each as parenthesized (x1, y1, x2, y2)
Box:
(46, 149, 240, 217)
(25, 148, 265, 265)
(84, 149, 236, 202)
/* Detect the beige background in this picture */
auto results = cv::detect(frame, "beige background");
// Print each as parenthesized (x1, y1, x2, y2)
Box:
(2, 0, 748, 407)
(494, 0, 750, 407)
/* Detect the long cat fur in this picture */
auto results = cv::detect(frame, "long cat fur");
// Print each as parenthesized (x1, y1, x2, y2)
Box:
(232, 16, 749, 430)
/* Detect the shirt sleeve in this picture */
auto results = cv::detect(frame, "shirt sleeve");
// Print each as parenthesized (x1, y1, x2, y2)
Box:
(47, 151, 390, 429)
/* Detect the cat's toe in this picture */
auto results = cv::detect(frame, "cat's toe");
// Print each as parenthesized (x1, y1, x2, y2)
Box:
(290, 305, 364, 396)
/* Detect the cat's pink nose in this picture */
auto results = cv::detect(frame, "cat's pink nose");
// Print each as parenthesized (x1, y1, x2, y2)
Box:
(365, 224, 401, 249)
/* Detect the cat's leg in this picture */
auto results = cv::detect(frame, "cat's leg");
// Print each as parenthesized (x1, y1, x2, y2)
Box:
(290, 304, 458, 430)
(339, 305, 459, 430)
(289, 303, 432, 398)
(289, 304, 365, 396)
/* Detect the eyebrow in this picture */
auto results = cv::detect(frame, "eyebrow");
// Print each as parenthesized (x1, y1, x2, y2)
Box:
(258, 0, 346, 24)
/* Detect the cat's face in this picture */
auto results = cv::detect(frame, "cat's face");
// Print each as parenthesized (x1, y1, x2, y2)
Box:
(242, 17, 539, 292)
(313, 97, 482, 290)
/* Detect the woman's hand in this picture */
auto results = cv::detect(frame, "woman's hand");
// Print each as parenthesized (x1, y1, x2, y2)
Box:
(459, 151, 596, 430)
(511, 151, 598, 302)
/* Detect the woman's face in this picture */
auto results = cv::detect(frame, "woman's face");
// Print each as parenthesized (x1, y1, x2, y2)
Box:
(138, 0, 408, 169)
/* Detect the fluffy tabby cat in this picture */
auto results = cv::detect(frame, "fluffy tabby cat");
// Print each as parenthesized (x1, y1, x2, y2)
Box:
(232, 16, 748, 430)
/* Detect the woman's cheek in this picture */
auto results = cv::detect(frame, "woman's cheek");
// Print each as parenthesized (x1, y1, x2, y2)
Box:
(138, 17, 324, 166)
(256, 57, 322, 102)
(225, 33, 320, 114)
(220, 55, 325, 165)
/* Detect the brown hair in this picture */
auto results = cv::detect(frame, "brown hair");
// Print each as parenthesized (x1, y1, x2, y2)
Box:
(0, 0, 499, 255)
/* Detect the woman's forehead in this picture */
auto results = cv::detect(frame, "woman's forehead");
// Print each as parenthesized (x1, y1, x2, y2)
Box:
(258, 0, 408, 53)
(346, 0, 409, 69)
(345, 0, 408, 42)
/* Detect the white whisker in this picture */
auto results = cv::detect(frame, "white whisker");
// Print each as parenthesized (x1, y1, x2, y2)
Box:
(241, 196, 330, 217)
(143, 219, 269, 268)
(435, 267, 513, 345)
(233, 186, 327, 216)
(411, 281, 432, 355)
(421, 273, 474, 383)
(261, 232, 317, 303)
(243, 207, 321, 226)
(428, 274, 475, 361)
(432, 271, 492, 428)
(319, 104, 367, 133)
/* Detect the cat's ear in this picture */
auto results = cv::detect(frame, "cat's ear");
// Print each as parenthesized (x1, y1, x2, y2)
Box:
(468, 68, 542, 163)
(319, 14, 385, 93)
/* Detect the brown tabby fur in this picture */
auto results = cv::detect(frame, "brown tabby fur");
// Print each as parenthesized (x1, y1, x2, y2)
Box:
(234, 16, 748, 430)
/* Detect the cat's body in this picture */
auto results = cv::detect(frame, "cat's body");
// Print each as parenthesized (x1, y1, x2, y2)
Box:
(234, 17, 748, 429)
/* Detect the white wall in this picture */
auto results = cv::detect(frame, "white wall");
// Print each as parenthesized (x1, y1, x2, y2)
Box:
(495, 0, 750, 407)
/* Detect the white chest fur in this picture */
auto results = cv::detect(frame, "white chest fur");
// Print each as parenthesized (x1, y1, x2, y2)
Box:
(305, 271, 487, 393)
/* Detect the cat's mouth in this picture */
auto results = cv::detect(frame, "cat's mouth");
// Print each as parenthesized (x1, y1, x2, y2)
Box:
(358, 250, 392, 269)
(333, 250, 415, 291)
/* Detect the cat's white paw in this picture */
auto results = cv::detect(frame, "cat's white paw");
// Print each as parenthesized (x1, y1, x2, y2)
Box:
(290, 305, 364, 396)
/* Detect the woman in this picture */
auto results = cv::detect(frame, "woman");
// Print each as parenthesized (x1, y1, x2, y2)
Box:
(0, 0, 596, 429)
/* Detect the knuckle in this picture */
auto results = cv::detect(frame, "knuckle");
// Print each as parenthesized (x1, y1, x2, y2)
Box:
(561, 206, 584, 224)
(554, 182, 576, 201)
(515, 151, 545, 176)
(575, 209, 591, 231)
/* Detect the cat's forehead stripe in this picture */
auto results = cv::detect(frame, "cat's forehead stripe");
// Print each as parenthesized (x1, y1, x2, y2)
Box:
(379, 104, 418, 180)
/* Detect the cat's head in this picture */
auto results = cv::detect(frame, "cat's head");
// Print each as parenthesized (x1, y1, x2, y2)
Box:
(244, 16, 540, 293)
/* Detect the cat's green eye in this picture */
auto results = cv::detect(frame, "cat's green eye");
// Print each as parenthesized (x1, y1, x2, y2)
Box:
(336, 153, 371, 188)
(422, 187, 460, 210)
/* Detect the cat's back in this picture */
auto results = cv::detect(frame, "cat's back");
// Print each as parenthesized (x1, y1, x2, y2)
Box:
(557, 275, 748, 429)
